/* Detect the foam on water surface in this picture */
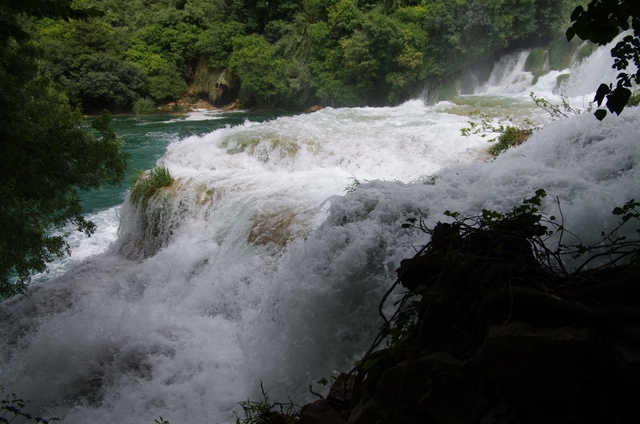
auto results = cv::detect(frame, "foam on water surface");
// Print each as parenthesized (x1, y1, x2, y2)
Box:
(1, 45, 638, 424)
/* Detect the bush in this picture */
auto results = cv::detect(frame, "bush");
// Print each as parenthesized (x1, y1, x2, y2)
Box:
(488, 126, 533, 156)
(133, 97, 157, 115)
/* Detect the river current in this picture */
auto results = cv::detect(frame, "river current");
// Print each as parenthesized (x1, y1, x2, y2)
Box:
(1, 46, 639, 423)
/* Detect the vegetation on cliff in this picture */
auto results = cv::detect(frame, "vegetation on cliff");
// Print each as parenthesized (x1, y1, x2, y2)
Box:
(30, 0, 576, 111)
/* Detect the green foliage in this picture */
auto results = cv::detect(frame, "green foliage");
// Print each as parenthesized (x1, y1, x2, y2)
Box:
(0, 88, 128, 296)
(147, 66, 189, 102)
(234, 382, 299, 424)
(488, 126, 534, 156)
(133, 97, 157, 115)
(628, 91, 640, 107)
(124, 50, 187, 102)
(567, 0, 640, 119)
(0, 392, 59, 423)
(530, 91, 591, 119)
(129, 22, 202, 72)
(29, 0, 580, 109)
(67, 53, 147, 109)
(344, 175, 369, 193)
(1, 12, 129, 297)
(461, 109, 535, 155)
(130, 167, 174, 206)
(196, 21, 246, 69)
(462, 91, 594, 157)
(0, 16, 126, 296)
(229, 34, 287, 107)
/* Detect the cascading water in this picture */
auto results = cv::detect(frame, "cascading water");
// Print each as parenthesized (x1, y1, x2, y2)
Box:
(1, 44, 639, 424)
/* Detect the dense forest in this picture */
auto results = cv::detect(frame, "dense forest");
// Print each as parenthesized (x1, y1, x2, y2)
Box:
(30, 0, 577, 112)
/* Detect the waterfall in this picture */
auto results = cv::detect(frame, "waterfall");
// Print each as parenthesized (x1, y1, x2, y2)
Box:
(1, 43, 638, 424)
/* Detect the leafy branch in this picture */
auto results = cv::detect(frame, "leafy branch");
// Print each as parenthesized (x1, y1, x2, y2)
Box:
(529, 92, 591, 119)
(234, 381, 300, 424)
(0, 393, 59, 424)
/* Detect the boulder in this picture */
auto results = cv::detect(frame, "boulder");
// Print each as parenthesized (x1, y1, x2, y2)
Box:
(475, 322, 593, 400)
(349, 352, 480, 424)
(299, 400, 346, 424)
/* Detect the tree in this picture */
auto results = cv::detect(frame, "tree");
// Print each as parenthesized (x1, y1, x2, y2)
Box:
(0, 1, 128, 297)
(567, 0, 640, 120)
(67, 53, 147, 110)
(229, 34, 287, 107)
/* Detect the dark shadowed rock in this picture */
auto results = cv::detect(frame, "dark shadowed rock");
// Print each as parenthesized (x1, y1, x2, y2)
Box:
(299, 400, 346, 424)
(349, 352, 480, 424)
(475, 322, 593, 400)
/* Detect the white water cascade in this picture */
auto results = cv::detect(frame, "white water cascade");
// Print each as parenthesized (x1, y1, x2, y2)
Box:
(1, 45, 639, 424)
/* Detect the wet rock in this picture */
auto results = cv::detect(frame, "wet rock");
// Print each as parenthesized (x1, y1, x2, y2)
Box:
(475, 322, 593, 400)
(327, 373, 355, 405)
(222, 99, 240, 110)
(615, 342, 640, 389)
(349, 352, 480, 424)
(299, 400, 346, 424)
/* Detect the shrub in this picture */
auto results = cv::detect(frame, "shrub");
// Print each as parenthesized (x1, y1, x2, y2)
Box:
(488, 126, 533, 156)
(133, 97, 157, 115)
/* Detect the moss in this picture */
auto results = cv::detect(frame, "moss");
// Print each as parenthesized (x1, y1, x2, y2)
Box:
(547, 38, 581, 71)
(525, 48, 546, 73)
(222, 136, 261, 154)
(222, 136, 300, 157)
(192, 64, 237, 101)
(524, 48, 548, 84)
(575, 41, 598, 63)
(270, 138, 300, 158)
(436, 81, 459, 101)
(555, 73, 571, 91)
(248, 209, 299, 246)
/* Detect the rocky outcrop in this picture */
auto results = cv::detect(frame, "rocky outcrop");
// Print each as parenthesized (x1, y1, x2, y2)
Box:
(290, 324, 638, 424)
(290, 202, 640, 424)
(156, 98, 240, 113)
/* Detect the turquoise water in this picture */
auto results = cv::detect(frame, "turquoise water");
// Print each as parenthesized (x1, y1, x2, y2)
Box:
(80, 111, 290, 214)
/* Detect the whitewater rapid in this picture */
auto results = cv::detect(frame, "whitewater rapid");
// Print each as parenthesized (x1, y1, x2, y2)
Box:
(1, 45, 638, 424)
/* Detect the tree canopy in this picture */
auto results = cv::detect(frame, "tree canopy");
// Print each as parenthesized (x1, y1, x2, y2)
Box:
(0, 0, 128, 297)
(567, 0, 640, 119)
(26, 0, 575, 110)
